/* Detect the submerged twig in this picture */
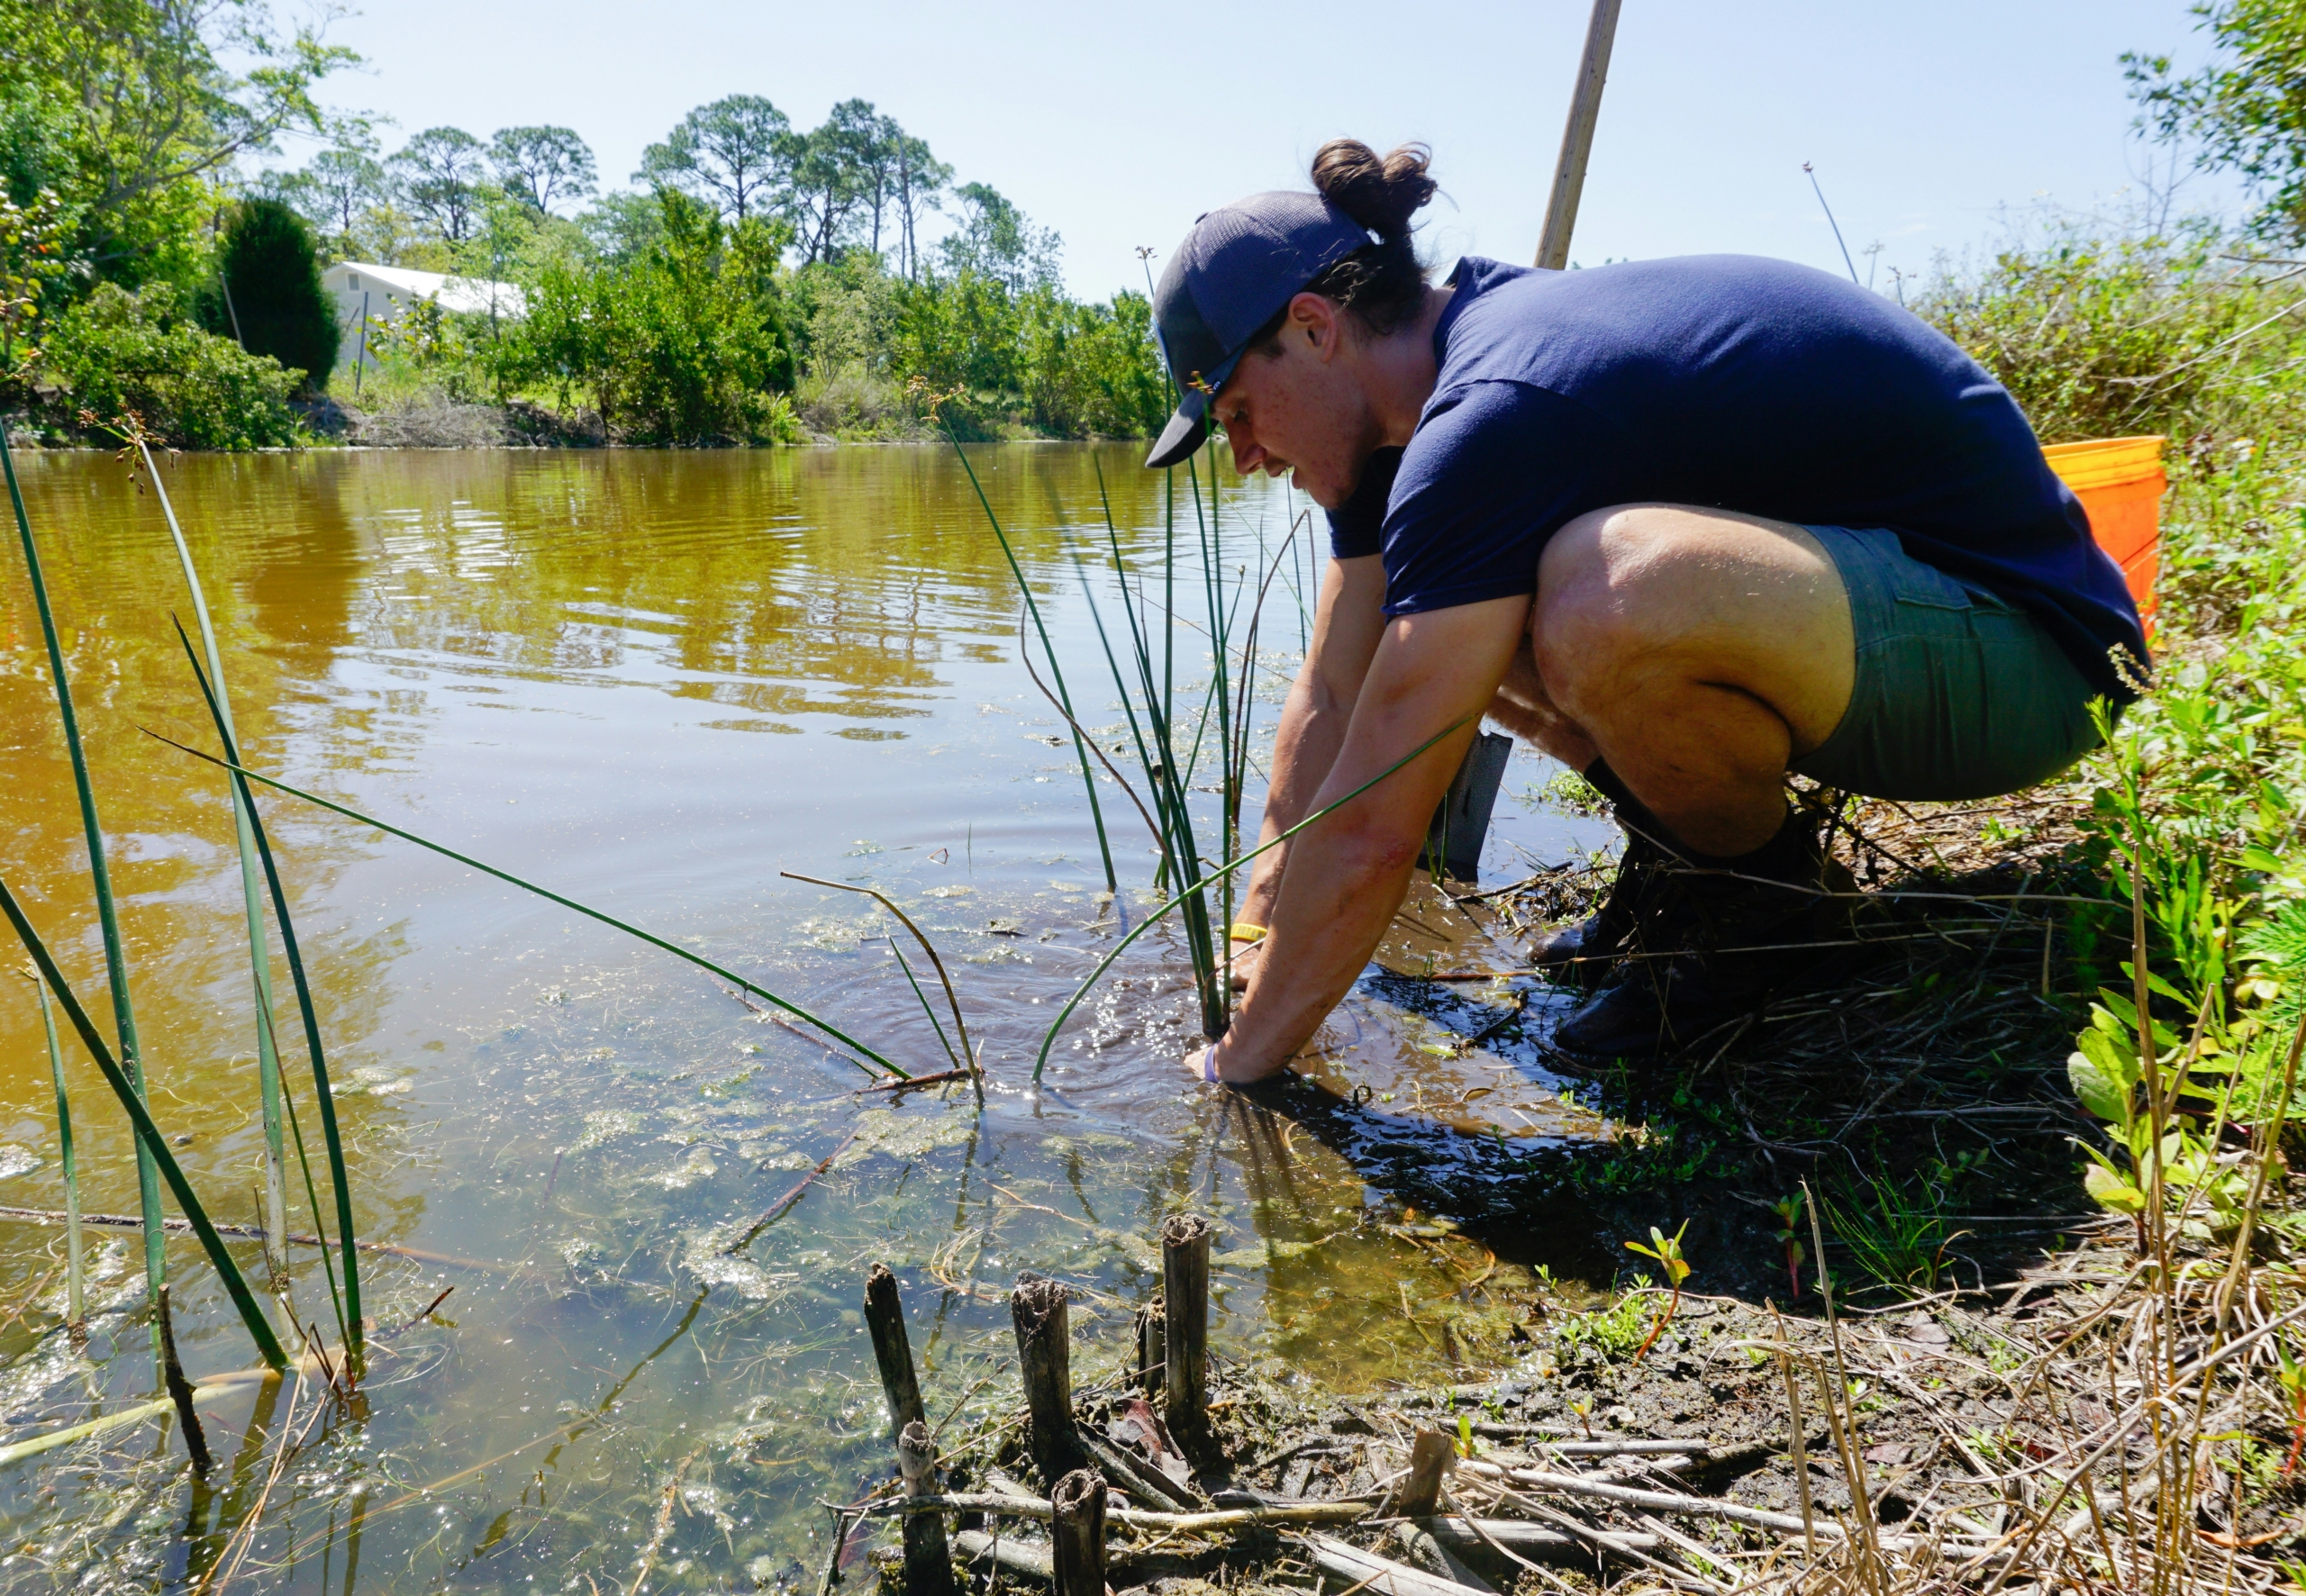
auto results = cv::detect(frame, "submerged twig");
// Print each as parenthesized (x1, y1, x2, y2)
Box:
(722, 1131, 858, 1255)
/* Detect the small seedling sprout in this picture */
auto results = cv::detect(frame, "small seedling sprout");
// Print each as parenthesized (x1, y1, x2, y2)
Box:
(1624, 1220, 1692, 1365)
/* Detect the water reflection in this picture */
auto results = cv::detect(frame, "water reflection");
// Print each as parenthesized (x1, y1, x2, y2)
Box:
(0, 444, 1609, 1591)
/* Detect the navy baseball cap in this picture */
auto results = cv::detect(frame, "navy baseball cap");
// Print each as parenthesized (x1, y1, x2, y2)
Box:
(1144, 191, 1374, 469)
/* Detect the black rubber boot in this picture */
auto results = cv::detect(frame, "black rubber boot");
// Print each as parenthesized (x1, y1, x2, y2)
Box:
(1525, 760, 1674, 991)
(1552, 803, 1855, 1061)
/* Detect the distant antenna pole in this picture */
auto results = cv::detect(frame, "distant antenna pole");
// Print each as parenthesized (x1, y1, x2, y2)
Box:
(354, 289, 369, 398)
(1535, 0, 1625, 270)
(1803, 162, 1862, 286)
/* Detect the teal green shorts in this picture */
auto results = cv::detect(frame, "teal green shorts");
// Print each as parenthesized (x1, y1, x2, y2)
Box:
(1788, 524, 2105, 802)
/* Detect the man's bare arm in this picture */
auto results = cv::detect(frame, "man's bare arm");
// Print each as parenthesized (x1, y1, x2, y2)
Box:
(1236, 556, 1387, 934)
(1212, 595, 1529, 1081)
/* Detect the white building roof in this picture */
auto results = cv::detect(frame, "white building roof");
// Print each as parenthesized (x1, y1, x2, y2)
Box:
(324, 261, 526, 318)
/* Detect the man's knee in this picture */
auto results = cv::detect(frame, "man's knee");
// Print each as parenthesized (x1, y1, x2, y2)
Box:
(1530, 504, 1687, 703)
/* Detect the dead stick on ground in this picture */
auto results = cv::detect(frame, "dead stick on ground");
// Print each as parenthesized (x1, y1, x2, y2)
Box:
(1771, 1303, 1819, 1558)
(1397, 1428, 1456, 1519)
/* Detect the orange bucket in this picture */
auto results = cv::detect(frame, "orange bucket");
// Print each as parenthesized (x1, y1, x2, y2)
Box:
(2042, 434, 2165, 633)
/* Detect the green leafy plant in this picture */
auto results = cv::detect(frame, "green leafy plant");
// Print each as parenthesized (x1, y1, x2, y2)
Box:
(1768, 1194, 1806, 1299)
(1820, 1167, 1968, 1296)
(2278, 1338, 2306, 1474)
(1623, 1221, 1692, 1365)
(1555, 1296, 1648, 1363)
(36, 283, 303, 449)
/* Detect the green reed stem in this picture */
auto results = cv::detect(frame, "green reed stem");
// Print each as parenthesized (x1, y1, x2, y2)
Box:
(23, 974, 84, 1328)
(0, 878, 287, 1370)
(888, 940, 958, 1073)
(777, 871, 976, 1103)
(1031, 717, 1469, 1082)
(0, 420, 168, 1366)
(141, 447, 290, 1272)
(272, 1042, 346, 1347)
(939, 427, 1118, 894)
(171, 621, 360, 1368)
(146, 734, 907, 1081)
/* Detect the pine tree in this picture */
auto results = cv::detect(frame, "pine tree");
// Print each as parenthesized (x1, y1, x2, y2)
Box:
(219, 198, 335, 393)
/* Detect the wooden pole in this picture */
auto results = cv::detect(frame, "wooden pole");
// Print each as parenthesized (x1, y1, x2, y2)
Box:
(1049, 1468, 1108, 1596)
(1160, 1214, 1212, 1444)
(865, 1264, 927, 1439)
(1533, 0, 1625, 270)
(1011, 1273, 1087, 1488)
(1136, 1295, 1166, 1395)
(897, 1419, 957, 1596)
(1397, 1428, 1456, 1518)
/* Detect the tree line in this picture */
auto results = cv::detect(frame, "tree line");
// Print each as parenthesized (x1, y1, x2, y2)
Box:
(0, 0, 1165, 448)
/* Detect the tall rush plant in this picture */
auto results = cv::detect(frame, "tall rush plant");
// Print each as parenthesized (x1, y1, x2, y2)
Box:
(0, 421, 169, 1370)
(172, 623, 363, 1374)
(135, 442, 291, 1273)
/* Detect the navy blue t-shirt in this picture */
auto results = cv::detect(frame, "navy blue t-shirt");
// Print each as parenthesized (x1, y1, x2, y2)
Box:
(1326, 255, 2147, 697)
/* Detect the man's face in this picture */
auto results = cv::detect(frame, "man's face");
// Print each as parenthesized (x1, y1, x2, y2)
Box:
(1209, 293, 1371, 510)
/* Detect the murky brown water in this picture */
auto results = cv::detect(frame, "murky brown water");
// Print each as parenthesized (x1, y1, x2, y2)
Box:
(0, 444, 1611, 1591)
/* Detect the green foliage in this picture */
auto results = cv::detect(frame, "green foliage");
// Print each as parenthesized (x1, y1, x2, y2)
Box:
(512, 189, 796, 444)
(215, 197, 333, 392)
(2128, 0, 2306, 243)
(1975, 243, 2306, 1232)
(1554, 1292, 1649, 1362)
(1913, 228, 2306, 443)
(892, 274, 1167, 439)
(0, 0, 356, 286)
(0, 188, 67, 380)
(489, 125, 595, 215)
(38, 281, 300, 448)
(1819, 1165, 1965, 1295)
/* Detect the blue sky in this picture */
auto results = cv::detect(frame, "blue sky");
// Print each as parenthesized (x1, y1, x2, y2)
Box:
(288, 0, 2240, 299)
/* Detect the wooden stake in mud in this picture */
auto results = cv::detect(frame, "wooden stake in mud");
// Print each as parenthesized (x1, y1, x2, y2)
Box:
(1160, 1214, 1212, 1442)
(897, 1419, 956, 1596)
(156, 1285, 212, 1474)
(1534, 0, 1625, 271)
(1135, 1295, 1166, 1396)
(1049, 1468, 1108, 1596)
(1011, 1273, 1087, 1487)
(1397, 1427, 1456, 1518)
(865, 1264, 927, 1440)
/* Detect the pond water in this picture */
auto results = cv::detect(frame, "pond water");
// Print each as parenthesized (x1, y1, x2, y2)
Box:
(0, 444, 1613, 1591)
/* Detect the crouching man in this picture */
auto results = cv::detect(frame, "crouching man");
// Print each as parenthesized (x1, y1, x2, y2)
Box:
(1149, 141, 2147, 1082)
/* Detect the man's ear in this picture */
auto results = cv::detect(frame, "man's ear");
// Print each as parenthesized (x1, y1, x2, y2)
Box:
(1287, 291, 1342, 359)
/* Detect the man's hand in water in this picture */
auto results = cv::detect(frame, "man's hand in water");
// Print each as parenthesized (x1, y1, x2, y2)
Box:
(1185, 1040, 1263, 1084)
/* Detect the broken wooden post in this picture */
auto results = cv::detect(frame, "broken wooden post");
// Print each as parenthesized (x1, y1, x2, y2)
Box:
(1160, 1214, 1212, 1442)
(1397, 1428, 1455, 1518)
(1011, 1272, 1086, 1488)
(1135, 1295, 1166, 1396)
(157, 1284, 211, 1473)
(1049, 1468, 1108, 1596)
(865, 1264, 927, 1439)
(897, 1419, 956, 1596)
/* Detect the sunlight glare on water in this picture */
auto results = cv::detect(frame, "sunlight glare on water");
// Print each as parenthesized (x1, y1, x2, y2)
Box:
(0, 444, 1611, 1591)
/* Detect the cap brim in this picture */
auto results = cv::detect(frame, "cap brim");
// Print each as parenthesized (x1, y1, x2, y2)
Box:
(1142, 346, 1248, 469)
(1143, 398, 1207, 470)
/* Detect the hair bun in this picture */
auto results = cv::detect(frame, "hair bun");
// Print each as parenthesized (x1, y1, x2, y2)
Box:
(1310, 140, 1437, 241)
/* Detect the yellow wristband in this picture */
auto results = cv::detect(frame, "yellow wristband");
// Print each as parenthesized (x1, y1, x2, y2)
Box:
(1228, 922, 1267, 944)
